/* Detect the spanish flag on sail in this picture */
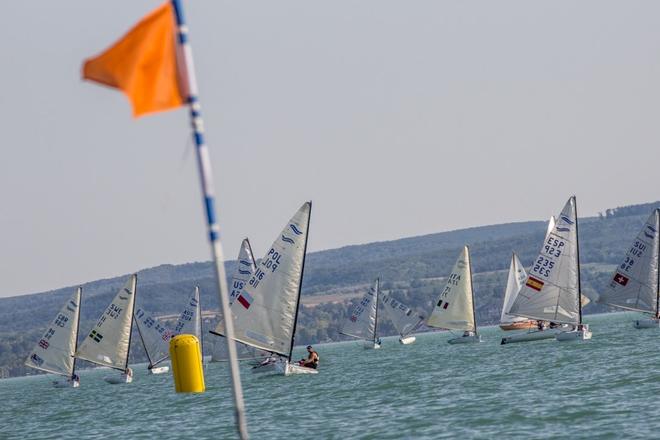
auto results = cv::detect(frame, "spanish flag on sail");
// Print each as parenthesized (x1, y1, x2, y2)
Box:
(82, 3, 185, 117)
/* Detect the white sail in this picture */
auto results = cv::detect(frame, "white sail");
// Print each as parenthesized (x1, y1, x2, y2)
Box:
(509, 197, 581, 325)
(427, 246, 476, 332)
(75, 275, 136, 370)
(25, 288, 81, 377)
(500, 253, 528, 324)
(229, 238, 257, 304)
(134, 306, 173, 367)
(210, 337, 270, 362)
(175, 286, 201, 339)
(381, 293, 423, 337)
(214, 202, 311, 357)
(340, 279, 379, 341)
(546, 216, 556, 240)
(598, 210, 659, 314)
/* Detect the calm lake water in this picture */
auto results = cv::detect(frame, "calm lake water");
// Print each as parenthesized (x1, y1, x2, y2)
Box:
(2, 312, 659, 439)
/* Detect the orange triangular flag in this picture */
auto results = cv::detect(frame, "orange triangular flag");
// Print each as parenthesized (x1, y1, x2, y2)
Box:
(83, 2, 185, 117)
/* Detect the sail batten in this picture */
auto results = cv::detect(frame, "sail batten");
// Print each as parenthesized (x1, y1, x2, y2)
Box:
(75, 275, 137, 371)
(25, 288, 82, 378)
(597, 210, 660, 315)
(214, 202, 311, 358)
(508, 197, 581, 325)
(427, 246, 477, 332)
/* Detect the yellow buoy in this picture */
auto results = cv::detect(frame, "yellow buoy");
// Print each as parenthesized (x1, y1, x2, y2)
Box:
(170, 334, 205, 393)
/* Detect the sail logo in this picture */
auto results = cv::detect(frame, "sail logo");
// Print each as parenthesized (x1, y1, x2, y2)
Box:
(644, 225, 657, 239)
(30, 354, 44, 366)
(613, 273, 629, 286)
(556, 215, 574, 232)
(290, 224, 303, 235)
(89, 330, 104, 343)
(526, 277, 544, 292)
(237, 291, 254, 309)
(281, 235, 295, 244)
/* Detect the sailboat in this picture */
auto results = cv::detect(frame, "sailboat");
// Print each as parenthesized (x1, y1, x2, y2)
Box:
(340, 278, 382, 349)
(597, 209, 659, 329)
(506, 196, 591, 343)
(175, 286, 204, 361)
(25, 287, 82, 388)
(427, 246, 482, 344)
(381, 293, 424, 345)
(134, 304, 173, 375)
(75, 274, 137, 384)
(213, 202, 315, 376)
(210, 239, 270, 363)
(499, 253, 536, 331)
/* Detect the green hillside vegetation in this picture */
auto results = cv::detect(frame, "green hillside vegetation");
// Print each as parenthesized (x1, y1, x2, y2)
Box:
(1, 200, 658, 378)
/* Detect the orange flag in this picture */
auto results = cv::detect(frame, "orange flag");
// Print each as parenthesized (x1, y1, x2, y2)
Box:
(83, 2, 185, 117)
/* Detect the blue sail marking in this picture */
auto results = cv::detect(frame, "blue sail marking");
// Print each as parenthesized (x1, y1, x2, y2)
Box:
(290, 224, 303, 235)
(281, 235, 295, 244)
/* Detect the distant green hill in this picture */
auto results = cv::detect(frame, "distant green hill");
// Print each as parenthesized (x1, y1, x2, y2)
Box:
(1, 200, 658, 377)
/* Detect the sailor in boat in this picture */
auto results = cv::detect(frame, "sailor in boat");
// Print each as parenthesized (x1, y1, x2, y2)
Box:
(298, 345, 319, 369)
(125, 367, 133, 380)
(462, 331, 475, 337)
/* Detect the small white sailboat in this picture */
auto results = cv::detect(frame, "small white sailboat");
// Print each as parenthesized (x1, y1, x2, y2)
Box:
(427, 246, 482, 344)
(597, 209, 659, 329)
(506, 196, 591, 343)
(381, 293, 424, 345)
(499, 253, 537, 331)
(210, 238, 271, 363)
(75, 275, 138, 384)
(25, 287, 82, 388)
(214, 202, 316, 376)
(340, 278, 382, 349)
(134, 305, 173, 375)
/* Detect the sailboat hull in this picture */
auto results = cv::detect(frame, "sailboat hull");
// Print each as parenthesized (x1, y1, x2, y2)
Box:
(448, 334, 482, 344)
(251, 358, 318, 376)
(399, 336, 416, 345)
(633, 318, 660, 329)
(104, 373, 133, 384)
(364, 341, 381, 350)
(500, 329, 562, 345)
(499, 320, 537, 331)
(148, 365, 170, 375)
(556, 327, 592, 341)
(53, 379, 80, 388)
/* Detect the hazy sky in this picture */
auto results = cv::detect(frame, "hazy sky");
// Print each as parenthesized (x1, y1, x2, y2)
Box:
(2, 1, 660, 297)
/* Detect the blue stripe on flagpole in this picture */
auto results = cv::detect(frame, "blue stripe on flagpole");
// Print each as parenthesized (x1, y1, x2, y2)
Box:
(170, 0, 188, 44)
(205, 196, 217, 226)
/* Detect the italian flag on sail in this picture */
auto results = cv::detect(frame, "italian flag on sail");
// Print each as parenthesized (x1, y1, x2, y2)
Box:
(237, 292, 254, 310)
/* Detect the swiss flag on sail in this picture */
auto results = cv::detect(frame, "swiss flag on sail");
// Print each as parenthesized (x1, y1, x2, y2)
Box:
(613, 273, 629, 286)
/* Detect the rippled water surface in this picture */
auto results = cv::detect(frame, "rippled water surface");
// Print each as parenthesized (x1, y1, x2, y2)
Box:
(2, 312, 660, 439)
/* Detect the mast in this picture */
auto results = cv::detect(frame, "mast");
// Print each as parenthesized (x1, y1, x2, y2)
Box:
(124, 274, 137, 372)
(373, 278, 380, 343)
(196, 286, 204, 360)
(573, 196, 583, 325)
(287, 201, 312, 362)
(72, 287, 82, 379)
(655, 208, 660, 318)
(467, 246, 478, 334)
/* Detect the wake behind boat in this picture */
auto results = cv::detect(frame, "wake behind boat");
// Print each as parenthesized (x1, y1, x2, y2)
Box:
(597, 209, 660, 329)
(75, 274, 138, 384)
(25, 287, 82, 388)
(213, 202, 317, 376)
(427, 246, 482, 344)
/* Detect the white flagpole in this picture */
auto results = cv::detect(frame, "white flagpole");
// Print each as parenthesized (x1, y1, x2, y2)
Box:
(170, 1, 248, 438)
